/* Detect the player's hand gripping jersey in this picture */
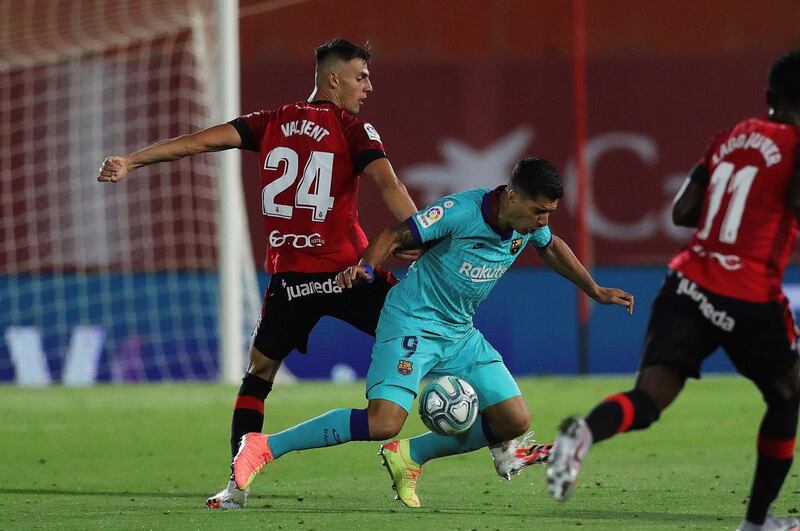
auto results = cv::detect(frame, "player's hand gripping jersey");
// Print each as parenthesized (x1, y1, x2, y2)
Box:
(378, 187, 552, 339)
(669, 117, 800, 302)
(230, 101, 387, 273)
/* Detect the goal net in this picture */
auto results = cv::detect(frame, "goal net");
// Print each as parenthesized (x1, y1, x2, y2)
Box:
(0, 0, 263, 384)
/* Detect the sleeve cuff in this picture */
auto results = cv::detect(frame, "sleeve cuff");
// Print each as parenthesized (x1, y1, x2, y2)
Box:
(405, 217, 423, 246)
(688, 164, 710, 187)
(532, 233, 553, 249)
(354, 149, 387, 173)
(228, 118, 258, 152)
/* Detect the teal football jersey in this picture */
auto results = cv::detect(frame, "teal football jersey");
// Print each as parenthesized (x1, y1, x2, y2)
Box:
(377, 187, 552, 339)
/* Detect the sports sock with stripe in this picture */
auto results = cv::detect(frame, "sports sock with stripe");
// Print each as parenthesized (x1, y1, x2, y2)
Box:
(230, 373, 273, 457)
(584, 389, 660, 443)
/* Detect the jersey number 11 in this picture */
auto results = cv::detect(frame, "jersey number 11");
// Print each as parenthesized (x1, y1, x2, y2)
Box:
(696, 161, 758, 245)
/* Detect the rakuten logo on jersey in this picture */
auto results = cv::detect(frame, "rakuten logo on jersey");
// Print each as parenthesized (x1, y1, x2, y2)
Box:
(269, 230, 325, 249)
(458, 261, 507, 283)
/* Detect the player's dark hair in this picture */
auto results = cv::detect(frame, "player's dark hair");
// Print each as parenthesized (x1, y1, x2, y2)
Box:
(315, 38, 371, 66)
(768, 51, 800, 107)
(510, 157, 564, 200)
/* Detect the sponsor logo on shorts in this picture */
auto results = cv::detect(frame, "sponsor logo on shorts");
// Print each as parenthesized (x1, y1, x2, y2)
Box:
(676, 275, 736, 332)
(459, 261, 507, 283)
(282, 278, 342, 301)
(397, 360, 414, 375)
(269, 230, 325, 249)
(443, 200, 455, 208)
(416, 206, 444, 228)
(510, 237, 524, 255)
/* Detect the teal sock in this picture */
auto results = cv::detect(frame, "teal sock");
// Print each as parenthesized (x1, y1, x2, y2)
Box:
(408, 414, 491, 465)
(269, 408, 354, 459)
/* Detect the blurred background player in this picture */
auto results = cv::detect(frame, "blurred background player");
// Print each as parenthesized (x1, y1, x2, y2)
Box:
(97, 38, 420, 510)
(231, 157, 634, 507)
(547, 51, 800, 531)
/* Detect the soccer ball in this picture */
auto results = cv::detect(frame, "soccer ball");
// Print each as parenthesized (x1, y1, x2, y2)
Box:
(418, 375, 479, 436)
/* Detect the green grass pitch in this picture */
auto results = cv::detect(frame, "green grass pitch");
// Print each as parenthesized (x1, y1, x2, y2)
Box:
(1, 376, 798, 530)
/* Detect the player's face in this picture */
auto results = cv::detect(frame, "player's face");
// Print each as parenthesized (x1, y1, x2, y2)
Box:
(508, 193, 558, 234)
(334, 59, 372, 114)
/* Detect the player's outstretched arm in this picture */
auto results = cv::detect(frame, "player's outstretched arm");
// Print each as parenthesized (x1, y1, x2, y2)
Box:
(536, 236, 634, 315)
(336, 222, 416, 289)
(97, 123, 242, 183)
(671, 164, 708, 227)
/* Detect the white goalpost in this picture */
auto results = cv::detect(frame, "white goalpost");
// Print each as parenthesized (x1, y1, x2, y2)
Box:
(0, 0, 266, 385)
(215, 0, 247, 385)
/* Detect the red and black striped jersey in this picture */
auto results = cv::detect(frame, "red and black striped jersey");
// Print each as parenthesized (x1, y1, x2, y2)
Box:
(231, 100, 386, 273)
(669, 117, 800, 302)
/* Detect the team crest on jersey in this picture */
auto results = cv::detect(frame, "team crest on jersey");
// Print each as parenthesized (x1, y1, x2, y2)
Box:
(397, 360, 414, 376)
(416, 206, 444, 228)
(510, 237, 524, 255)
(364, 123, 381, 142)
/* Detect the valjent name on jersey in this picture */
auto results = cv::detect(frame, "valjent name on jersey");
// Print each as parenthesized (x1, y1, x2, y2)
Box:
(280, 120, 330, 142)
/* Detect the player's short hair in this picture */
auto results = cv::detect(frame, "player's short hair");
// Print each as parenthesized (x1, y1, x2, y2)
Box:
(768, 51, 800, 107)
(510, 157, 564, 200)
(315, 38, 371, 67)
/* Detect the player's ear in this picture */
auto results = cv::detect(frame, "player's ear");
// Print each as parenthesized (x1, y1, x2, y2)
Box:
(328, 71, 339, 89)
(506, 187, 518, 204)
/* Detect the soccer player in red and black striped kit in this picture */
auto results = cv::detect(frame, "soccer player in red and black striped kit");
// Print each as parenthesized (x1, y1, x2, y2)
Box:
(547, 51, 800, 531)
(98, 39, 420, 509)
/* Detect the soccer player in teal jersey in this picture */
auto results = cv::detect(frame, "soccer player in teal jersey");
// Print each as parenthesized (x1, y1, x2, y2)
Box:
(232, 157, 635, 507)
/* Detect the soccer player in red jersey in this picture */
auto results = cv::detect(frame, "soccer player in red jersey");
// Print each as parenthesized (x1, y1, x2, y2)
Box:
(97, 39, 419, 509)
(547, 51, 800, 531)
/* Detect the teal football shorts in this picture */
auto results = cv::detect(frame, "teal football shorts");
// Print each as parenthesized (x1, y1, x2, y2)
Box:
(365, 327, 521, 413)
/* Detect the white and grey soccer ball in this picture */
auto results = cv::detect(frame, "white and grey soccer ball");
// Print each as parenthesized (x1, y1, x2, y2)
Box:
(418, 375, 479, 435)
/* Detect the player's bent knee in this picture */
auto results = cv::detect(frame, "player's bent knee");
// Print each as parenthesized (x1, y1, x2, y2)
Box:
(366, 399, 408, 440)
(247, 346, 282, 381)
(505, 412, 531, 439)
(486, 410, 530, 440)
(758, 366, 800, 410)
(367, 417, 404, 440)
(481, 396, 530, 440)
(635, 365, 686, 411)
(763, 387, 800, 412)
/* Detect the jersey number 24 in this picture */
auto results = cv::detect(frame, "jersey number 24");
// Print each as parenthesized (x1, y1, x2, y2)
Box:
(261, 147, 335, 222)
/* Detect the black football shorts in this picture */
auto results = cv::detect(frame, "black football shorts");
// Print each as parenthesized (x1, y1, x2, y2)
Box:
(640, 270, 799, 381)
(252, 268, 398, 361)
